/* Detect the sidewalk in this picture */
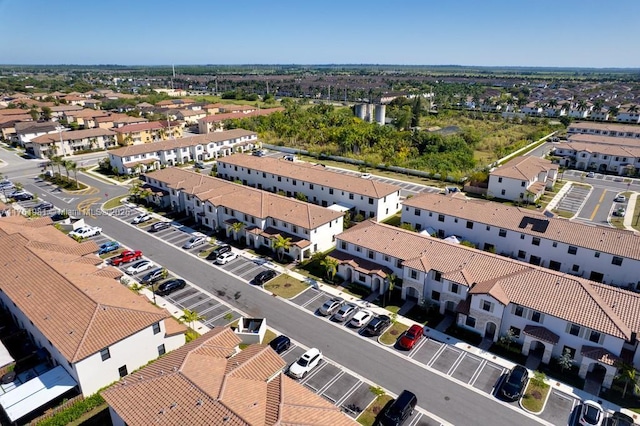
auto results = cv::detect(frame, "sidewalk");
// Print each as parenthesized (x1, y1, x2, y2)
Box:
(623, 192, 638, 232)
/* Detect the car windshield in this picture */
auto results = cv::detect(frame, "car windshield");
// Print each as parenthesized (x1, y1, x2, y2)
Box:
(584, 405, 599, 423)
(297, 357, 310, 367)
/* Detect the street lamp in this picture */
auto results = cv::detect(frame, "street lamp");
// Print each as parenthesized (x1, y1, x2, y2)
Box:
(55, 126, 67, 157)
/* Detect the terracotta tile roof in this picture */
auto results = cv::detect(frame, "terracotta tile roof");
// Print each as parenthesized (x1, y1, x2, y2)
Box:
(30, 128, 116, 144)
(259, 227, 311, 249)
(490, 156, 556, 180)
(65, 108, 109, 119)
(145, 168, 343, 229)
(50, 105, 84, 112)
(337, 220, 636, 339)
(103, 327, 356, 426)
(402, 192, 640, 261)
(219, 154, 401, 198)
(567, 133, 640, 147)
(568, 121, 640, 134)
(199, 108, 284, 123)
(580, 346, 620, 366)
(329, 249, 392, 278)
(0, 108, 29, 116)
(112, 120, 174, 133)
(109, 128, 256, 158)
(164, 317, 188, 337)
(523, 325, 560, 344)
(555, 141, 640, 157)
(0, 216, 173, 363)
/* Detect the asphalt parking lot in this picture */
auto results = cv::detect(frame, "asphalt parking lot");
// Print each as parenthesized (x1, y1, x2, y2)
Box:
(555, 184, 591, 215)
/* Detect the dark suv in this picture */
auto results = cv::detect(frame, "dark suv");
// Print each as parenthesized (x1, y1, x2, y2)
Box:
(155, 279, 186, 296)
(206, 244, 231, 261)
(269, 335, 291, 354)
(363, 315, 391, 336)
(498, 364, 529, 401)
(378, 390, 417, 426)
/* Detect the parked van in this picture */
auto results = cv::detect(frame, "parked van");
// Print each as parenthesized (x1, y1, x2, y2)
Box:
(378, 390, 417, 426)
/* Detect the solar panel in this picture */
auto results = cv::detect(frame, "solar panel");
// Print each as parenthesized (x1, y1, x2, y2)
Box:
(518, 216, 550, 233)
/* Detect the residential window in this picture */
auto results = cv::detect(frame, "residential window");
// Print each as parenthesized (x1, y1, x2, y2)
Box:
(517, 250, 526, 259)
(100, 348, 111, 361)
(514, 306, 524, 317)
(482, 301, 492, 312)
(568, 246, 577, 255)
(431, 291, 441, 301)
(501, 189, 506, 196)
(589, 330, 601, 344)
(262, 172, 266, 178)
(434, 271, 442, 282)
(498, 177, 503, 183)
(563, 346, 576, 359)
(414, 209, 421, 216)
(521, 181, 526, 187)
(349, 193, 354, 200)
(594, 252, 600, 258)
(383, 255, 390, 262)
(410, 269, 418, 279)
(277, 176, 281, 182)
(612, 256, 623, 266)
(486, 225, 490, 231)
(309, 184, 314, 190)
(465, 316, 476, 328)
(118, 365, 128, 378)
(368, 197, 374, 205)
(329, 189, 334, 195)
(158, 344, 166, 356)
(532, 237, 540, 246)
(569, 324, 580, 336)
(368, 250, 374, 260)
(509, 326, 521, 338)
(499, 229, 507, 238)
(152, 322, 161, 334)
(438, 214, 445, 222)
(358, 274, 366, 283)
(451, 283, 459, 294)
(572, 264, 580, 272)
(396, 259, 402, 268)
(520, 234, 525, 240)
(531, 312, 542, 323)
(292, 180, 297, 186)
(549, 260, 561, 271)
(355, 245, 361, 252)
(552, 242, 557, 247)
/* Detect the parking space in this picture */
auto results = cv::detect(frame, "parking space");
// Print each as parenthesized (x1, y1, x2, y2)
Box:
(339, 382, 377, 418)
(470, 362, 504, 394)
(218, 256, 273, 282)
(539, 389, 579, 426)
(303, 362, 341, 392)
(555, 185, 591, 215)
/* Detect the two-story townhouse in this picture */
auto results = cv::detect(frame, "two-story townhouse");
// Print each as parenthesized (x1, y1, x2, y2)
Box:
(0, 216, 186, 423)
(217, 155, 401, 222)
(197, 107, 283, 134)
(332, 220, 640, 389)
(0, 116, 32, 141)
(28, 128, 117, 158)
(141, 168, 344, 261)
(48, 104, 84, 120)
(400, 192, 640, 287)
(615, 105, 640, 124)
(112, 120, 184, 146)
(567, 122, 640, 139)
(520, 102, 543, 116)
(175, 109, 206, 125)
(108, 129, 258, 175)
(102, 327, 357, 426)
(62, 108, 109, 129)
(487, 156, 557, 202)
(552, 133, 640, 174)
(14, 121, 60, 147)
(589, 108, 610, 121)
(544, 105, 567, 117)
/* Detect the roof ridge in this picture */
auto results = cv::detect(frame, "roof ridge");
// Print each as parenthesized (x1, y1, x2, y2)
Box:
(72, 303, 102, 362)
(579, 279, 632, 339)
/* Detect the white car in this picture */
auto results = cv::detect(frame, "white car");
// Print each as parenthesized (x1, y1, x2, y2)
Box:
(69, 226, 102, 239)
(614, 195, 626, 203)
(215, 251, 238, 265)
(126, 260, 153, 275)
(349, 309, 374, 327)
(132, 213, 152, 224)
(288, 348, 323, 379)
(360, 173, 372, 179)
(578, 400, 603, 426)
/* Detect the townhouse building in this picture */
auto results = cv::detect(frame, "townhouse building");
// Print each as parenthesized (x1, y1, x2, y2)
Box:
(568, 122, 640, 139)
(112, 120, 184, 145)
(175, 109, 206, 125)
(332, 220, 640, 389)
(96, 113, 147, 130)
(400, 192, 640, 288)
(49, 104, 84, 120)
(103, 327, 357, 426)
(487, 156, 557, 202)
(62, 108, 110, 129)
(520, 102, 543, 116)
(0, 215, 186, 422)
(553, 134, 640, 175)
(615, 106, 640, 124)
(217, 155, 401, 222)
(108, 129, 258, 175)
(141, 167, 344, 261)
(197, 107, 283, 133)
(28, 128, 117, 158)
(14, 121, 59, 146)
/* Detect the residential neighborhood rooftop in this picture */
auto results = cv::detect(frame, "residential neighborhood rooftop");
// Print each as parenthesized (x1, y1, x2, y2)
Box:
(30, 128, 116, 144)
(490, 156, 557, 180)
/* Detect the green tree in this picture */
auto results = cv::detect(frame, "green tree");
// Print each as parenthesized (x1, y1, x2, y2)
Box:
(61, 159, 71, 181)
(616, 361, 640, 398)
(295, 192, 308, 202)
(128, 181, 142, 202)
(179, 309, 204, 331)
(272, 234, 292, 261)
(230, 221, 245, 241)
(51, 155, 63, 177)
(557, 348, 573, 373)
(29, 108, 39, 121)
(67, 160, 79, 189)
(499, 328, 516, 349)
(320, 257, 339, 282)
(41, 106, 52, 120)
(384, 273, 397, 307)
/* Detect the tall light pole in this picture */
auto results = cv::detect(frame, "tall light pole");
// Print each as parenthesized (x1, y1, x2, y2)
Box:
(56, 126, 66, 157)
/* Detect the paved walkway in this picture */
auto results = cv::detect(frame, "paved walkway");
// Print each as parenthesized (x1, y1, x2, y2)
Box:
(623, 192, 638, 232)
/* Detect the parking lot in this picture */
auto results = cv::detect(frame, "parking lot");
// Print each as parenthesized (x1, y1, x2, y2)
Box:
(554, 184, 591, 216)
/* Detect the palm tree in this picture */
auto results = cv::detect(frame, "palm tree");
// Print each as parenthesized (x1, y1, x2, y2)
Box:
(230, 221, 245, 241)
(179, 308, 204, 331)
(577, 100, 588, 111)
(272, 234, 292, 261)
(615, 361, 640, 398)
(384, 273, 397, 307)
(51, 156, 63, 177)
(608, 106, 620, 118)
(320, 257, 339, 282)
(128, 181, 142, 202)
(628, 104, 639, 114)
(67, 160, 79, 189)
(548, 99, 558, 108)
(61, 159, 71, 181)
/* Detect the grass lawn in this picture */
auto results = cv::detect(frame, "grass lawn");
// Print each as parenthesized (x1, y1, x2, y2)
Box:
(552, 209, 574, 219)
(264, 274, 309, 299)
(379, 322, 408, 345)
(357, 394, 393, 426)
(381, 213, 402, 227)
(521, 381, 550, 413)
(262, 329, 278, 345)
(631, 195, 640, 232)
(103, 196, 125, 210)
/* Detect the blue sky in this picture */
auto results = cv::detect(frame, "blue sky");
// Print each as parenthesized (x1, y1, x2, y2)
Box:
(1, 0, 639, 67)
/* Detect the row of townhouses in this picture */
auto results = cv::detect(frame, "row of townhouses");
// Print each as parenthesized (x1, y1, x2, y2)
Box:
(568, 122, 640, 138)
(216, 154, 402, 222)
(0, 215, 186, 423)
(330, 220, 640, 389)
(197, 107, 284, 133)
(400, 192, 640, 288)
(141, 167, 344, 261)
(486, 156, 557, 202)
(27, 128, 118, 158)
(108, 129, 259, 175)
(553, 133, 640, 175)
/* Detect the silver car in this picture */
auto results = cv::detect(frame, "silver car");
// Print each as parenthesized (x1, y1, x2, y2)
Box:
(182, 235, 206, 249)
(332, 303, 358, 322)
(319, 297, 344, 316)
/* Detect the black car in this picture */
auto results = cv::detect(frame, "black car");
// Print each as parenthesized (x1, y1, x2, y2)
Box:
(141, 268, 165, 286)
(253, 270, 277, 285)
(13, 193, 34, 201)
(498, 365, 529, 401)
(150, 221, 172, 232)
(378, 390, 417, 426)
(610, 411, 635, 426)
(33, 202, 54, 211)
(363, 315, 391, 336)
(206, 244, 231, 261)
(155, 279, 186, 296)
(269, 335, 291, 354)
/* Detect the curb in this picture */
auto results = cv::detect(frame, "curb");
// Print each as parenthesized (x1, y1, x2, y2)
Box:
(518, 381, 552, 415)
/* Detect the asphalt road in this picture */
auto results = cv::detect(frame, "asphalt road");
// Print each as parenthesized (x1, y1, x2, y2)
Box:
(86, 213, 546, 426)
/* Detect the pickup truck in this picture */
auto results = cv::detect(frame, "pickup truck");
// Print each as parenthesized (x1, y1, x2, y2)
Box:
(110, 250, 143, 266)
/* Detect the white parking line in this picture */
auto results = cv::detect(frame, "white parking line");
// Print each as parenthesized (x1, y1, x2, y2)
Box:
(469, 359, 487, 386)
(427, 341, 448, 367)
(301, 291, 324, 307)
(317, 370, 344, 394)
(446, 349, 465, 375)
(408, 337, 428, 358)
(334, 380, 363, 407)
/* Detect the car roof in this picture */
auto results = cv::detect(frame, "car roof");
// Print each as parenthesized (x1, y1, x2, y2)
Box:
(408, 324, 422, 332)
(302, 348, 320, 358)
(271, 335, 290, 344)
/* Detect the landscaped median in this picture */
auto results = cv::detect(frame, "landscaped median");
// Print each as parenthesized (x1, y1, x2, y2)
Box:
(519, 371, 551, 414)
(378, 320, 407, 346)
(264, 273, 309, 299)
(356, 392, 393, 426)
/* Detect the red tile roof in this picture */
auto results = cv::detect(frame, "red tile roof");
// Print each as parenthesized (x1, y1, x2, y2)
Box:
(199, 108, 284, 124)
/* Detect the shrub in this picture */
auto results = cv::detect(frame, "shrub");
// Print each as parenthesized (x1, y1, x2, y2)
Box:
(35, 394, 104, 426)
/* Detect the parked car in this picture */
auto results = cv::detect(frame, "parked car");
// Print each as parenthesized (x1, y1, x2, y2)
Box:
(349, 309, 374, 328)
(614, 195, 627, 203)
(578, 400, 604, 426)
(360, 173, 372, 179)
(69, 226, 102, 239)
(288, 348, 322, 379)
(140, 268, 166, 285)
(215, 251, 238, 265)
(150, 221, 172, 232)
(32, 201, 54, 211)
(253, 269, 277, 285)
(183, 235, 207, 249)
(206, 244, 231, 261)
(98, 241, 120, 255)
(363, 314, 391, 336)
(318, 297, 344, 316)
(332, 303, 358, 322)
(194, 161, 206, 169)
(397, 324, 423, 350)
(269, 335, 291, 354)
(0, 179, 12, 188)
(13, 192, 34, 201)
(155, 278, 187, 296)
(110, 250, 143, 266)
(613, 208, 626, 217)
(610, 411, 635, 426)
(7, 189, 26, 198)
(378, 389, 417, 426)
(252, 149, 267, 157)
(126, 259, 153, 275)
(498, 365, 529, 401)
(132, 213, 152, 224)
(587, 171, 595, 178)
(0, 183, 15, 191)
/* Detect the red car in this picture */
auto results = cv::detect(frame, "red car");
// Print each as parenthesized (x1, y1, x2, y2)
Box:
(110, 250, 143, 266)
(398, 324, 423, 350)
